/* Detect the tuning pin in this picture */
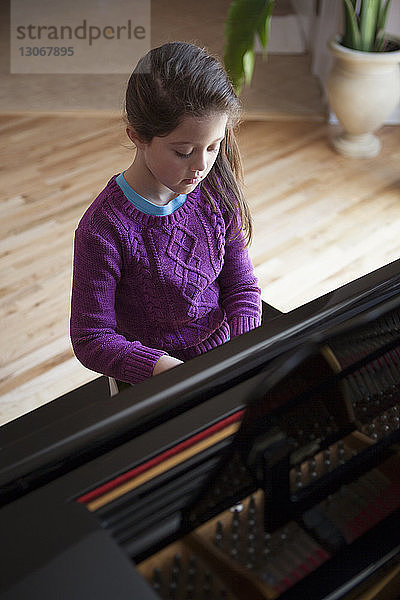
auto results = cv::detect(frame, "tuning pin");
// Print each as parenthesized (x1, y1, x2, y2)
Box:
(295, 464, 303, 489)
(389, 406, 400, 429)
(231, 530, 240, 548)
(201, 571, 213, 596)
(187, 555, 197, 578)
(214, 520, 224, 548)
(231, 509, 241, 546)
(168, 579, 178, 600)
(247, 510, 256, 531)
(232, 509, 240, 530)
(184, 558, 197, 600)
(184, 585, 194, 600)
(338, 440, 346, 463)
(245, 529, 256, 566)
(324, 448, 331, 469)
(263, 531, 271, 557)
(152, 567, 163, 593)
(230, 519, 240, 554)
(172, 553, 181, 572)
(248, 496, 256, 516)
(363, 421, 377, 440)
(370, 419, 380, 440)
(246, 555, 255, 570)
(169, 553, 181, 597)
(280, 527, 289, 543)
(308, 457, 318, 479)
(379, 413, 391, 436)
(230, 545, 239, 560)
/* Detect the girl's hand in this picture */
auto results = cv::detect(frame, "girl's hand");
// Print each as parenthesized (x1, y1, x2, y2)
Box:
(152, 354, 184, 376)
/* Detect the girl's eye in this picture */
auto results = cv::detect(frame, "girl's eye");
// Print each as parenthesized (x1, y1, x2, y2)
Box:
(175, 150, 192, 158)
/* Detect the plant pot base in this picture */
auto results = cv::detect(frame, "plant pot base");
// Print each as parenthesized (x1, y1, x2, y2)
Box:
(331, 132, 381, 158)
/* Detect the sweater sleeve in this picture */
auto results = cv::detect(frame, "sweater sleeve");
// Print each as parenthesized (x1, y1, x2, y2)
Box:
(218, 214, 262, 337)
(70, 224, 168, 384)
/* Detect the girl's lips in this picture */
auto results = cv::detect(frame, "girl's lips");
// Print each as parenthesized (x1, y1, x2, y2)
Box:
(183, 177, 200, 185)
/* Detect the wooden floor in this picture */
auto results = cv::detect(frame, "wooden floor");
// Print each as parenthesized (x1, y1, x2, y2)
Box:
(1, 114, 399, 425)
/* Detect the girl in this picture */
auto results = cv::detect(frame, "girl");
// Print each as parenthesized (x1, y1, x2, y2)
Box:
(70, 41, 262, 386)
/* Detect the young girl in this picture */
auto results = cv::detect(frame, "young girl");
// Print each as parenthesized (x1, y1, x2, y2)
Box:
(70, 41, 262, 386)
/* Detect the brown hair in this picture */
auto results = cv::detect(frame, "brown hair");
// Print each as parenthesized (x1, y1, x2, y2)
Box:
(124, 41, 252, 245)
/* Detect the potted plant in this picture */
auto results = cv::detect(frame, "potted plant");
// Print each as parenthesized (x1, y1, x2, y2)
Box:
(326, 0, 400, 157)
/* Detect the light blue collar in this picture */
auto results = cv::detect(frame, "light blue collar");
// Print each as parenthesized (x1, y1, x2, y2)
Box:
(116, 172, 187, 216)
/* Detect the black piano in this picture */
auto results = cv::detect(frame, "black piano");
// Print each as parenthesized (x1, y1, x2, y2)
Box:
(1, 259, 400, 599)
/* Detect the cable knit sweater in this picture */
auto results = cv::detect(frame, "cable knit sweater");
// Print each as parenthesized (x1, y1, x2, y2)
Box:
(70, 175, 262, 384)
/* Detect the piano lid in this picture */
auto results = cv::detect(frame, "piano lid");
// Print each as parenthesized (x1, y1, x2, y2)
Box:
(0, 259, 400, 506)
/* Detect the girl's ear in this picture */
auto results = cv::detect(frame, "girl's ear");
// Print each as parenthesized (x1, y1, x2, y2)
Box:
(126, 126, 146, 149)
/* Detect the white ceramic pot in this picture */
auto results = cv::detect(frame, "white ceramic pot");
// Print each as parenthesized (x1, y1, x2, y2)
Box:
(326, 35, 400, 158)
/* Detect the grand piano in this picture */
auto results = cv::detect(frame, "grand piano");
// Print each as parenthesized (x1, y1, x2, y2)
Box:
(0, 259, 399, 599)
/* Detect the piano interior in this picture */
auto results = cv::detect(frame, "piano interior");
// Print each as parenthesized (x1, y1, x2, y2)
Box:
(0, 260, 399, 599)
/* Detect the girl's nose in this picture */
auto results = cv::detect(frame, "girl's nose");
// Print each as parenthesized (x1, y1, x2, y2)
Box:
(191, 151, 207, 173)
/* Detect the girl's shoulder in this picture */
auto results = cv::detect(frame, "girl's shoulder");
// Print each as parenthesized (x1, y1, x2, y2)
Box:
(77, 175, 132, 236)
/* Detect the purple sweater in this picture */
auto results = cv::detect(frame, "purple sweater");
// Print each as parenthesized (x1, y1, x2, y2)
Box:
(70, 175, 262, 384)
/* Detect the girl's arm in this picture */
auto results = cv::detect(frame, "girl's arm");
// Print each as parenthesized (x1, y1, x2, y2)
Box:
(70, 226, 172, 384)
(218, 219, 262, 337)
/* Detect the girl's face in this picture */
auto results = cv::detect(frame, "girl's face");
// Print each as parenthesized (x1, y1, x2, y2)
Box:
(137, 112, 228, 202)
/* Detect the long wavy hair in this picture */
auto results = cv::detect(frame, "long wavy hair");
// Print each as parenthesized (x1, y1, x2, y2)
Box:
(124, 41, 252, 245)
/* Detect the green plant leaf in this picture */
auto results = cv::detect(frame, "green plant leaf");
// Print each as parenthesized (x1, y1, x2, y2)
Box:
(360, 0, 380, 51)
(224, 0, 274, 93)
(342, 0, 362, 50)
(243, 49, 255, 86)
(376, 0, 392, 50)
(377, 0, 391, 31)
(256, 0, 274, 51)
